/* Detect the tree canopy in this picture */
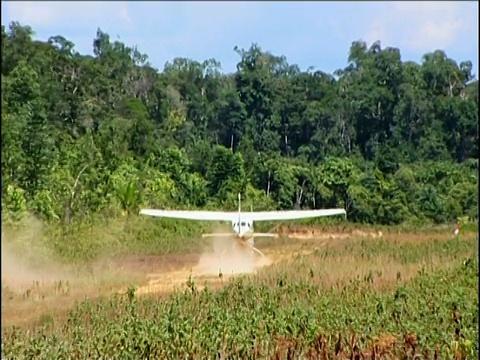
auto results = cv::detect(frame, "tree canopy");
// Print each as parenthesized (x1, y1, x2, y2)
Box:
(2, 22, 478, 226)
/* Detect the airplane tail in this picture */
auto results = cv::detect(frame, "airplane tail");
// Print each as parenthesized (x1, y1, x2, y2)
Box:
(237, 193, 241, 232)
(202, 233, 234, 238)
(238, 193, 241, 213)
(202, 232, 278, 239)
(249, 233, 279, 238)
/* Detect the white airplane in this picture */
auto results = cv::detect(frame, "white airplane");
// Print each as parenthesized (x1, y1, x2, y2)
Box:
(140, 194, 346, 257)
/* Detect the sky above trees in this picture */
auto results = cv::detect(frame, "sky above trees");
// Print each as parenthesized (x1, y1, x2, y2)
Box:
(1, 1, 478, 75)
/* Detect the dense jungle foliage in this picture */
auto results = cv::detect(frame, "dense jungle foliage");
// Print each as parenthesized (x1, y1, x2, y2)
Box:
(1, 22, 478, 226)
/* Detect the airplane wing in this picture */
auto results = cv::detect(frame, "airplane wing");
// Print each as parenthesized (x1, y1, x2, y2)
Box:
(139, 209, 237, 222)
(242, 208, 346, 222)
(140, 208, 346, 222)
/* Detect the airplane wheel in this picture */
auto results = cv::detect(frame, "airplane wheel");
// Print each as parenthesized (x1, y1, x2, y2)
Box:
(232, 239, 251, 257)
(234, 239, 265, 258)
(233, 239, 247, 252)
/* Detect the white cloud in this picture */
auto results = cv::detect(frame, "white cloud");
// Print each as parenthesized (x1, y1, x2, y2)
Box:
(409, 18, 465, 51)
(4, 1, 133, 29)
(4, 1, 56, 26)
(393, 2, 469, 51)
(119, 3, 133, 27)
(364, 19, 388, 47)
(361, 1, 474, 51)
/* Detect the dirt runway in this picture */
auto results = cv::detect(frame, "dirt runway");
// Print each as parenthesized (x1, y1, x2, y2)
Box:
(1, 227, 398, 327)
(124, 227, 385, 295)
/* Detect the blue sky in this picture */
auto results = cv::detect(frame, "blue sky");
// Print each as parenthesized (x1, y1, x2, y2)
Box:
(1, 1, 478, 77)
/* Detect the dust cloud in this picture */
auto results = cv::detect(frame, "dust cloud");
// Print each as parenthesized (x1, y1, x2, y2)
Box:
(1, 216, 71, 291)
(195, 235, 272, 276)
(134, 232, 274, 296)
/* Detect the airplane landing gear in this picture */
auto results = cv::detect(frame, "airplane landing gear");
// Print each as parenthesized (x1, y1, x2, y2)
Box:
(236, 237, 266, 258)
(211, 236, 266, 263)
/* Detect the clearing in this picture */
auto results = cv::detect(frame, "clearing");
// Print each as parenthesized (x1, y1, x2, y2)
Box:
(1, 225, 467, 328)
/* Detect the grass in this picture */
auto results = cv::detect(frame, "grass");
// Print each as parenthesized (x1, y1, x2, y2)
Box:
(2, 221, 478, 359)
(2, 212, 477, 262)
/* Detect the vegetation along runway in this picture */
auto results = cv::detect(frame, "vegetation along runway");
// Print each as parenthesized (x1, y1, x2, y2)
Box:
(2, 222, 478, 359)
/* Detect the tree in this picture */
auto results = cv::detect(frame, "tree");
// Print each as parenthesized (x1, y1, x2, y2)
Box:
(1, 23, 477, 226)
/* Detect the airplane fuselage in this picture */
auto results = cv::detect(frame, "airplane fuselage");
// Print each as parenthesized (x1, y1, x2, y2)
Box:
(232, 219, 254, 238)
(229, 218, 277, 253)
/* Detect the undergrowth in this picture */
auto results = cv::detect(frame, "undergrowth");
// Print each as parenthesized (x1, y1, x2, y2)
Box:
(2, 234, 478, 359)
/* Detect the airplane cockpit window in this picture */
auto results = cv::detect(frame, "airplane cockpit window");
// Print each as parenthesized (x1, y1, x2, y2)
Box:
(241, 222, 246, 226)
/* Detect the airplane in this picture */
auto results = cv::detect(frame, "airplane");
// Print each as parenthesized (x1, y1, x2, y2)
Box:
(139, 194, 346, 257)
